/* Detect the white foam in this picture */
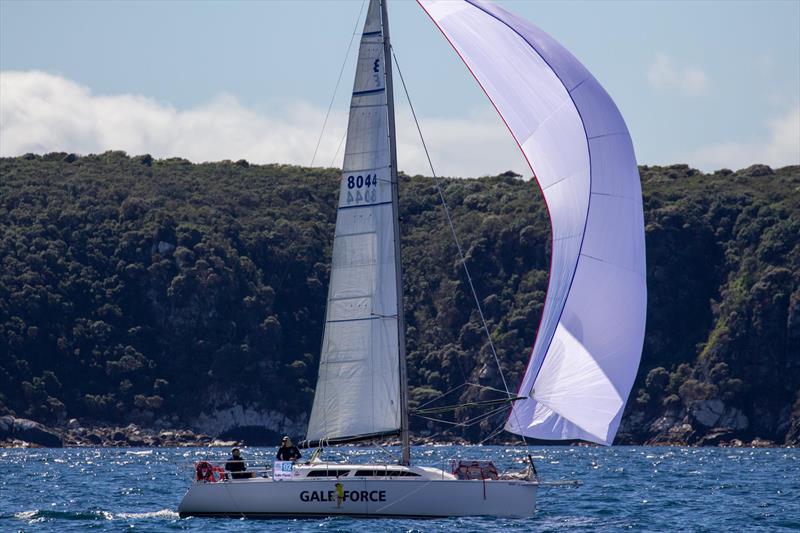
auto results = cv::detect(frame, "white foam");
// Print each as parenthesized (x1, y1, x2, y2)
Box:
(115, 509, 180, 520)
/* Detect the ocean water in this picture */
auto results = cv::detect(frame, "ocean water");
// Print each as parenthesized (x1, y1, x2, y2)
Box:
(2, 445, 798, 532)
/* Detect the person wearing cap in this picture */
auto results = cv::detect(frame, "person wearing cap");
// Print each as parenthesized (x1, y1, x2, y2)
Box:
(225, 447, 253, 479)
(276, 436, 302, 462)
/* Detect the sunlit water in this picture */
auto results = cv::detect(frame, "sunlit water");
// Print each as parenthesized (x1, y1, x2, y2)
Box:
(2, 445, 798, 531)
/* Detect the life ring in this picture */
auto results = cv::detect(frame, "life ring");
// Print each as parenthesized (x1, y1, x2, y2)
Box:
(195, 461, 216, 482)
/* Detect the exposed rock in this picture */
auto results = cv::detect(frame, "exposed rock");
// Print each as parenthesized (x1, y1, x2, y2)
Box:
(646, 423, 696, 446)
(615, 411, 646, 443)
(784, 397, 800, 445)
(0, 416, 13, 438)
(7, 417, 63, 447)
(691, 399, 725, 427)
(697, 427, 735, 446)
(191, 405, 304, 437)
(750, 438, 777, 448)
(3, 438, 39, 448)
(15, 419, 62, 447)
(690, 399, 750, 435)
(208, 440, 239, 447)
(719, 408, 749, 431)
(649, 413, 681, 434)
(723, 439, 746, 447)
(50, 424, 230, 447)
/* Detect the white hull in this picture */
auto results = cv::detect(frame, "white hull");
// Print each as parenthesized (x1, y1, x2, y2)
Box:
(178, 477, 537, 518)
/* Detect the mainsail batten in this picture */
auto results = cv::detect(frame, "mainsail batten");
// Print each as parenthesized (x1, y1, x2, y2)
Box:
(306, 0, 403, 444)
(419, 0, 647, 445)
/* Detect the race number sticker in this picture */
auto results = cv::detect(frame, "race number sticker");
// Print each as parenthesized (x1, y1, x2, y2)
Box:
(273, 460, 293, 481)
(344, 173, 379, 206)
(338, 167, 391, 209)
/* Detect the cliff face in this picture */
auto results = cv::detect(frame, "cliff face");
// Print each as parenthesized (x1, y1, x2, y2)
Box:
(618, 164, 800, 446)
(0, 153, 797, 445)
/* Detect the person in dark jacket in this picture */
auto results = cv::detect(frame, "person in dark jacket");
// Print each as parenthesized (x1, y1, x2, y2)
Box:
(276, 436, 302, 461)
(225, 448, 253, 479)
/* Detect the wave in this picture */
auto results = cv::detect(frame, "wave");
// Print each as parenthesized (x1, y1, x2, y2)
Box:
(115, 509, 180, 519)
(13, 510, 114, 521)
(11, 509, 179, 522)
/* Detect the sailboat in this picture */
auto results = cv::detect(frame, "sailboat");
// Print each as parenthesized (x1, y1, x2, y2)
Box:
(178, 0, 646, 519)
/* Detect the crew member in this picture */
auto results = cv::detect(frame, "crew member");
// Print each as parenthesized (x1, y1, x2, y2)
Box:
(276, 436, 302, 462)
(225, 447, 253, 479)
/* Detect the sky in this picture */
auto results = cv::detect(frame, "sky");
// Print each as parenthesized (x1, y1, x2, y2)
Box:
(1, 0, 798, 177)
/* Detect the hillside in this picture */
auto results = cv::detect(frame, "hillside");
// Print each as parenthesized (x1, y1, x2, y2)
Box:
(1, 152, 798, 446)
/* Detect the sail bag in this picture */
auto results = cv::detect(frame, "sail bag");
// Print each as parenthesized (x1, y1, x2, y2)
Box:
(419, 0, 647, 445)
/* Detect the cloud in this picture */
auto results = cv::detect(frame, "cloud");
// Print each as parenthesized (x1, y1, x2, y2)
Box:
(0, 70, 527, 178)
(647, 54, 709, 96)
(689, 105, 800, 171)
(395, 108, 526, 178)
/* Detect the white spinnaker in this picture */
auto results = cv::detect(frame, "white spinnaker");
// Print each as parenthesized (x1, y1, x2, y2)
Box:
(419, 0, 646, 445)
(306, 0, 401, 443)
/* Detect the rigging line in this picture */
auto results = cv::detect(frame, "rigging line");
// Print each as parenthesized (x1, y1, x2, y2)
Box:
(433, 402, 510, 426)
(329, 130, 348, 167)
(412, 395, 525, 416)
(310, 0, 367, 168)
(414, 404, 510, 433)
(391, 46, 512, 401)
(479, 417, 509, 445)
(415, 408, 503, 429)
(414, 382, 471, 410)
(371, 440, 401, 463)
(413, 381, 505, 412)
(418, 403, 508, 427)
(472, 384, 516, 396)
(414, 381, 517, 413)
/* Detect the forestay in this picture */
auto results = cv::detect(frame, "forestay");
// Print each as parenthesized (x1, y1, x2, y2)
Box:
(419, 0, 647, 445)
(306, 0, 401, 444)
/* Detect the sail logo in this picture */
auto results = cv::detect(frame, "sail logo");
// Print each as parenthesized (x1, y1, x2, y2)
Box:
(299, 489, 387, 503)
(373, 58, 381, 85)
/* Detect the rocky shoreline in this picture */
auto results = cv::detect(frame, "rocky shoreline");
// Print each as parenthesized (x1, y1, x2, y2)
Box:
(0, 415, 790, 449)
(0, 416, 238, 448)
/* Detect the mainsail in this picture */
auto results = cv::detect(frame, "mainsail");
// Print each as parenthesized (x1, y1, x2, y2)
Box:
(306, 0, 405, 446)
(419, 0, 647, 445)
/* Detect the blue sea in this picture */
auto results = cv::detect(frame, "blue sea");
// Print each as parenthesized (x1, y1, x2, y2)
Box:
(2, 445, 798, 531)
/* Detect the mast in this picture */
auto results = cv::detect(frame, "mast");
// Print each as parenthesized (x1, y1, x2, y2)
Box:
(380, 0, 410, 466)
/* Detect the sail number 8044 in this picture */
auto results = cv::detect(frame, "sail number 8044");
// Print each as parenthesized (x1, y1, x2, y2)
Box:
(345, 174, 378, 205)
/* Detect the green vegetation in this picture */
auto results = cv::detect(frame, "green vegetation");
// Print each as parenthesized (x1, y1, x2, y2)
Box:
(1, 153, 798, 444)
